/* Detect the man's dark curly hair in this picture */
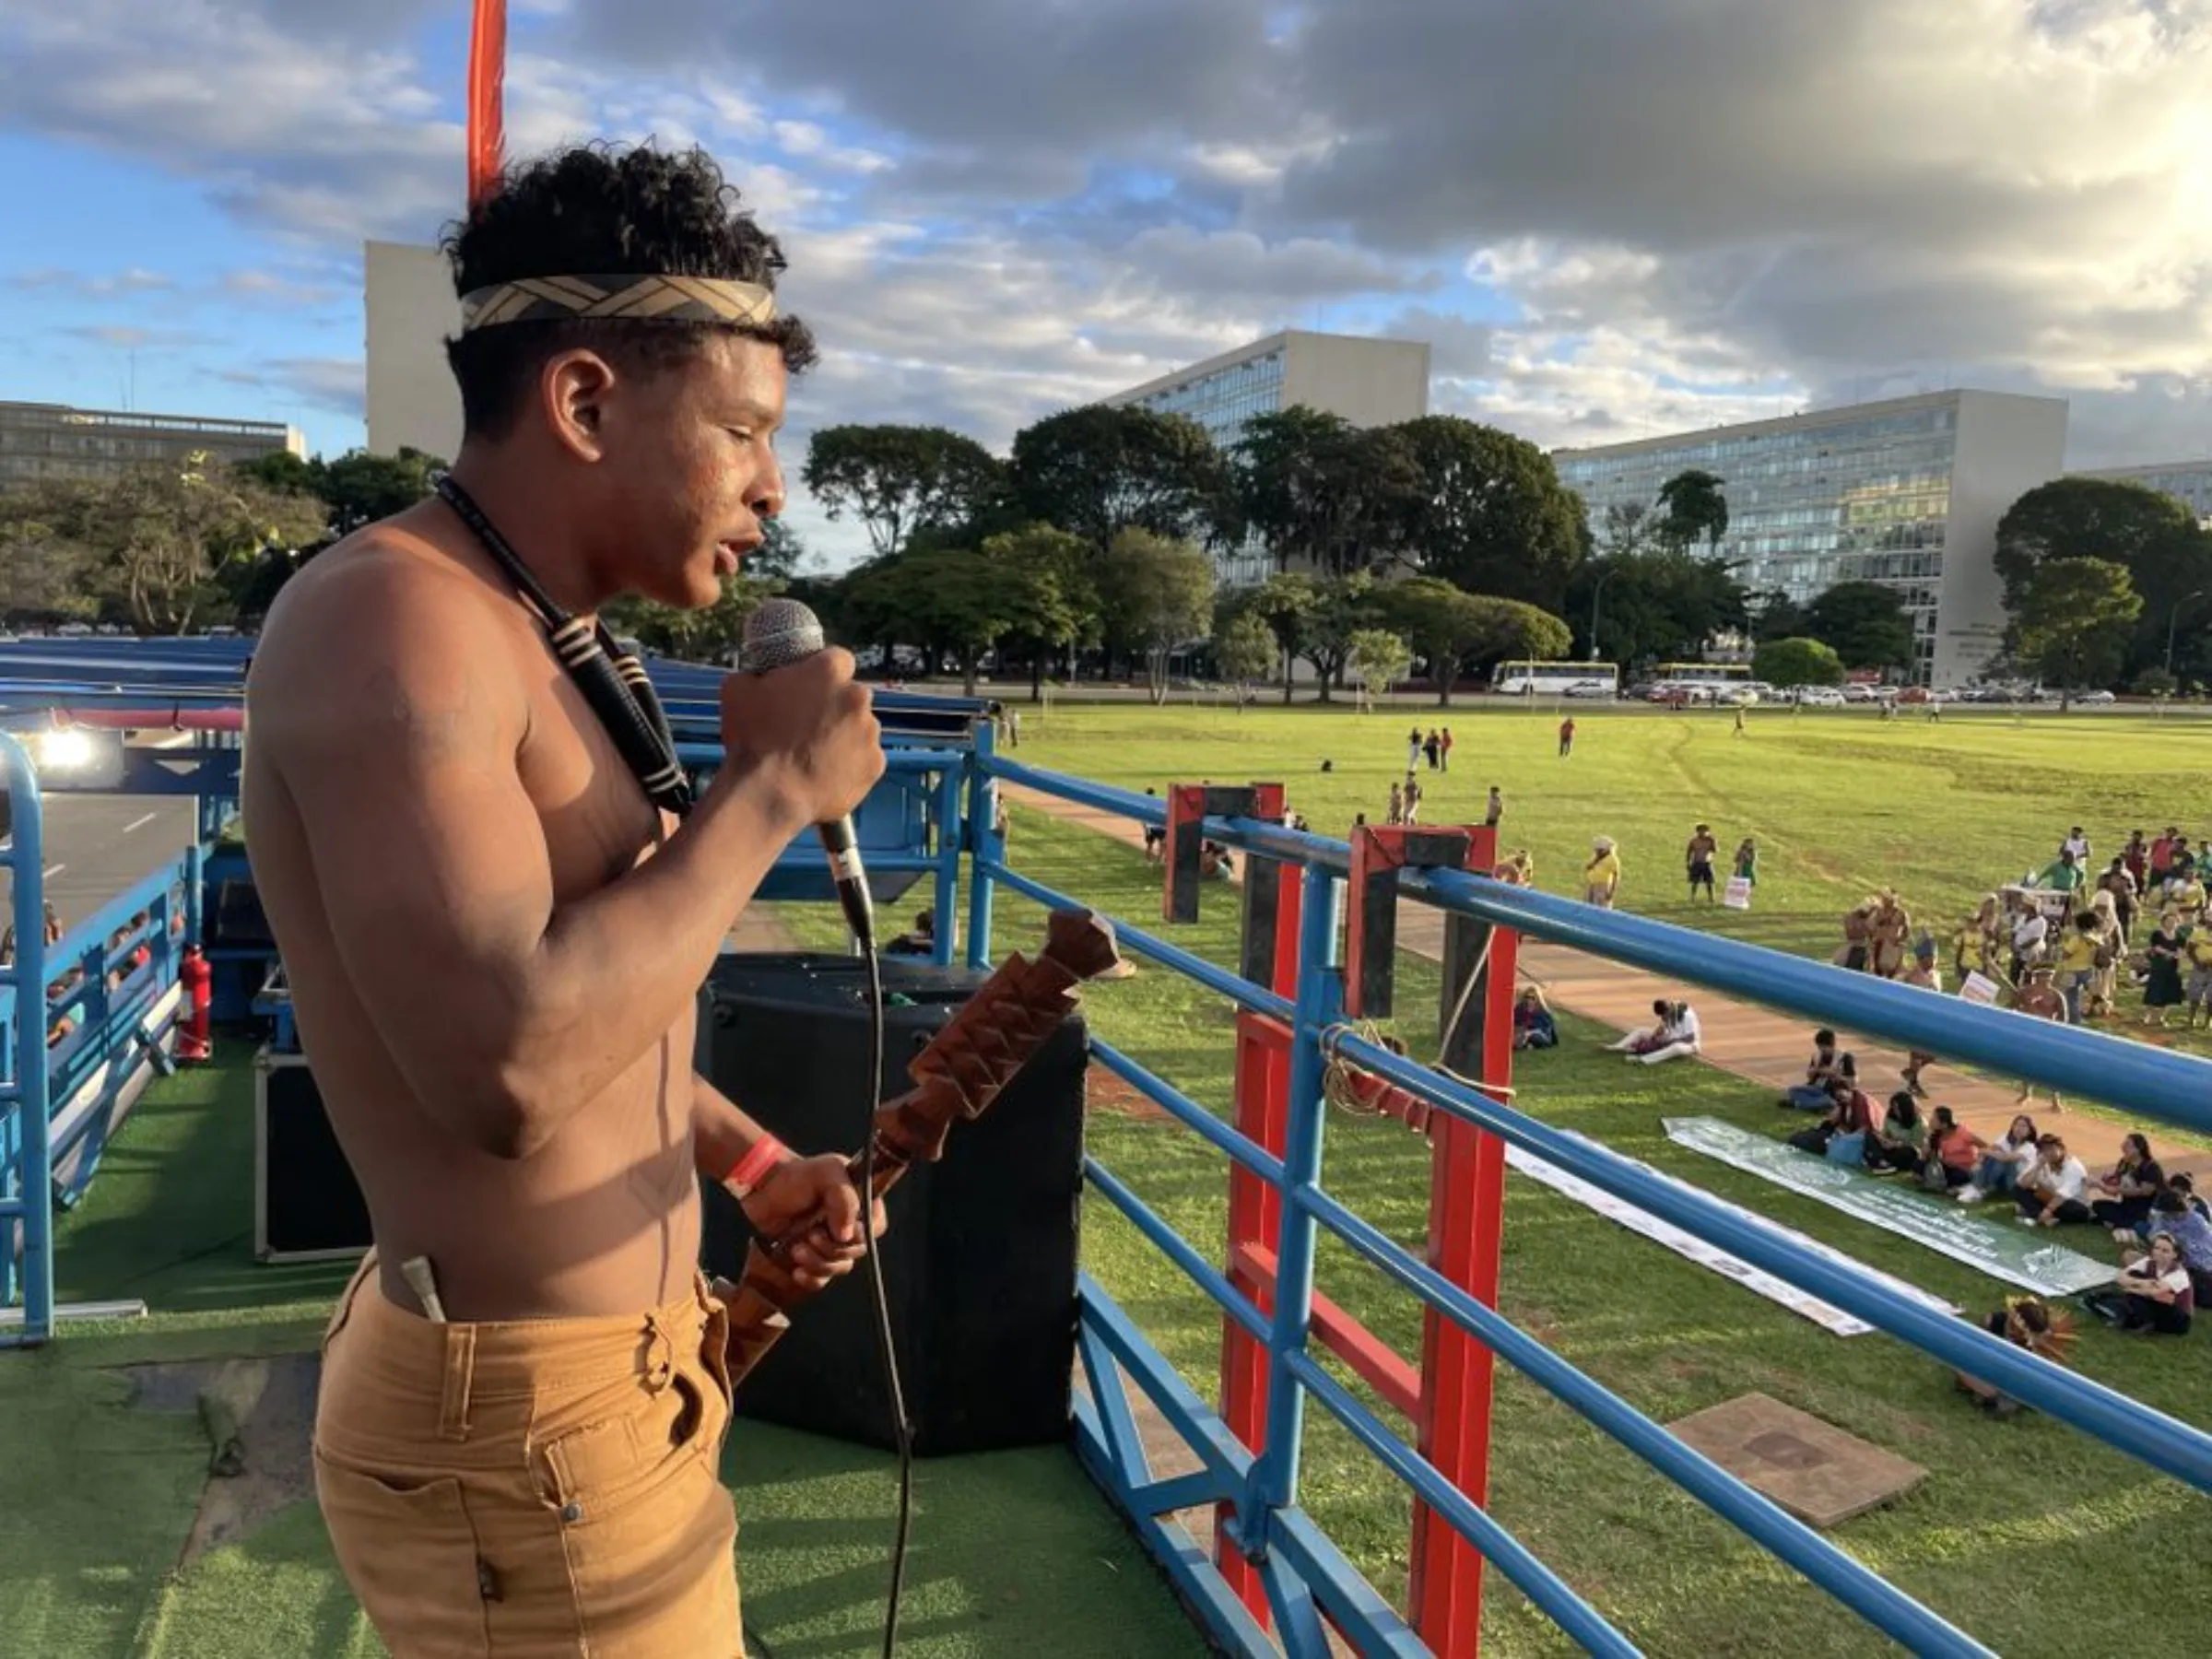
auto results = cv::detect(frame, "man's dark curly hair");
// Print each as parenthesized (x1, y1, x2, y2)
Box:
(440, 141, 818, 439)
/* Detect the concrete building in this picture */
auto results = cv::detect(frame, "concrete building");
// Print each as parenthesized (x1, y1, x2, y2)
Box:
(0, 400, 302, 492)
(1554, 390, 2069, 687)
(2069, 458, 2212, 526)
(1107, 330, 1431, 586)
(365, 241, 465, 465)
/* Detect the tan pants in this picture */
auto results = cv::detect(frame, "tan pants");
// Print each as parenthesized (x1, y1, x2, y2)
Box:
(314, 1251, 742, 1657)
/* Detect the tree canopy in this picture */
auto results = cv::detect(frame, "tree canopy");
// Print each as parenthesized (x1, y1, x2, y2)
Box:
(1390, 416, 1585, 608)
(1751, 636, 1846, 688)
(1657, 469, 1729, 556)
(2013, 558, 2142, 693)
(1096, 527, 1215, 703)
(1009, 406, 1230, 554)
(1801, 581, 1914, 672)
(801, 424, 1006, 559)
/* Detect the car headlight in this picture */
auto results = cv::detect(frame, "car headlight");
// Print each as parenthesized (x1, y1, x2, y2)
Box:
(36, 729, 100, 773)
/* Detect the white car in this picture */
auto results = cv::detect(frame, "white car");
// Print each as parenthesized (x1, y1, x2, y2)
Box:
(1794, 686, 1846, 706)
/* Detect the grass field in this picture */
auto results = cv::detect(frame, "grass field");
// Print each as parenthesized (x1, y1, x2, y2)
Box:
(1014, 700, 2212, 1053)
(830, 705, 2212, 1655)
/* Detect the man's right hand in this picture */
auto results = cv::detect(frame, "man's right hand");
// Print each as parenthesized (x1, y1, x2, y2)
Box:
(719, 647, 885, 826)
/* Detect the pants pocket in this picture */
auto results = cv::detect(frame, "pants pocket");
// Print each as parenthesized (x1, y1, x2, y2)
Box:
(314, 1451, 490, 1658)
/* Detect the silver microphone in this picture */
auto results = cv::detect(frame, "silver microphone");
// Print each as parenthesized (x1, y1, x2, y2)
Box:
(738, 598, 876, 948)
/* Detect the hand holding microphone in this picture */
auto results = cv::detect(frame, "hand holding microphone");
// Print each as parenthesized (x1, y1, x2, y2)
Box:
(725, 598, 885, 946)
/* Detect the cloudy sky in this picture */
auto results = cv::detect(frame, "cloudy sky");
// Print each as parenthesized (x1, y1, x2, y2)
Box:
(3, 0, 2208, 565)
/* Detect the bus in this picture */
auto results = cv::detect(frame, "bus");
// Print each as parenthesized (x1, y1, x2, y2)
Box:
(1653, 662, 1753, 688)
(1489, 660, 1619, 698)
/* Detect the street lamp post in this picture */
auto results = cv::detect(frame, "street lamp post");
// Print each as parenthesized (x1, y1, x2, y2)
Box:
(1589, 565, 1618, 662)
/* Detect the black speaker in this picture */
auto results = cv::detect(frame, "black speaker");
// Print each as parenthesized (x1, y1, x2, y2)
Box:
(695, 951, 1088, 1456)
(254, 1047, 372, 1263)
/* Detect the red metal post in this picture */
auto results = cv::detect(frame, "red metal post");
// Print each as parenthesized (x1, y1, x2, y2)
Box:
(1409, 825, 1517, 1656)
(1218, 785, 1294, 1621)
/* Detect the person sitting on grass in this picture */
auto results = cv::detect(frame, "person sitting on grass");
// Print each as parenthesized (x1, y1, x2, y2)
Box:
(1780, 1029, 1840, 1110)
(1512, 986, 1558, 1051)
(1921, 1106, 1986, 1192)
(2087, 1133, 2164, 1239)
(1788, 1074, 1876, 1158)
(1865, 1090, 1927, 1174)
(2135, 1189, 2212, 1305)
(1956, 1113, 2040, 1205)
(1953, 1295, 2077, 1418)
(2103, 1233, 2195, 1336)
(1605, 998, 1701, 1065)
(2014, 1135, 2093, 1228)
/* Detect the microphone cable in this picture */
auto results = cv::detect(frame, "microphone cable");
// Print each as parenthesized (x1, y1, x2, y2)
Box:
(857, 940, 915, 1658)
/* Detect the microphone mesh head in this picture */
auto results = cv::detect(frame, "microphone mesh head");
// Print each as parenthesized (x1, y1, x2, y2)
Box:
(739, 597, 826, 674)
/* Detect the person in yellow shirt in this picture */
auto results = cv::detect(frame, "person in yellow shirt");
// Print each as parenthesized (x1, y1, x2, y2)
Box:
(1584, 837, 1623, 908)
(2171, 871, 2207, 925)
(2055, 912, 2105, 1025)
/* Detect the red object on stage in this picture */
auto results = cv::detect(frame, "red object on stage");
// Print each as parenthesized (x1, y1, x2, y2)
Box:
(178, 944, 213, 1063)
(466, 0, 509, 212)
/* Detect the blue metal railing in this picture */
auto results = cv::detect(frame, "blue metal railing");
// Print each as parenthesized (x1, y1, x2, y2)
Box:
(0, 732, 53, 1345)
(963, 749, 2212, 1657)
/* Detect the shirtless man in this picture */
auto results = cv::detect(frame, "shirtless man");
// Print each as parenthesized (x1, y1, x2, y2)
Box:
(244, 143, 884, 1656)
(1685, 823, 1719, 903)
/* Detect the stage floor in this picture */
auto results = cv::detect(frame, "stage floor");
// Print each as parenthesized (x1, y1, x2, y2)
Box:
(0, 1050, 1207, 1657)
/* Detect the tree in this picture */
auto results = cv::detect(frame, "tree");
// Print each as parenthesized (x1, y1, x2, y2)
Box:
(1801, 581, 1914, 673)
(802, 425, 1007, 559)
(2014, 558, 2142, 700)
(1009, 406, 1231, 554)
(233, 445, 447, 539)
(1752, 637, 1847, 688)
(65, 455, 326, 633)
(0, 479, 102, 623)
(1369, 579, 1571, 706)
(604, 573, 782, 664)
(1994, 477, 2212, 684)
(839, 548, 1018, 695)
(1097, 528, 1214, 704)
(1346, 629, 1413, 706)
(1750, 590, 1806, 642)
(1299, 574, 1382, 703)
(980, 524, 1099, 702)
(1215, 613, 1279, 711)
(1566, 551, 1748, 665)
(1239, 571, 1321, 704)
(1657, 469, 1729, 556)
(749, 516, 813, 581)
(1595, 501, 1668, 561)
(1232, 406, 1424, 578)
(1389, 416, 1585, 608)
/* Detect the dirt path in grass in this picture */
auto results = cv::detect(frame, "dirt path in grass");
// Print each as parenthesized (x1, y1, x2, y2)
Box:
(999, 784, 2210, 1183)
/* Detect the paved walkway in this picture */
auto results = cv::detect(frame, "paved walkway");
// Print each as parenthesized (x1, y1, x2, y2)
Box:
(1000, 785, 2209, 1183)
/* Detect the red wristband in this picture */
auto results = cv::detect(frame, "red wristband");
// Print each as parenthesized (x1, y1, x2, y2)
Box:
(724, 1135, 790, 1199)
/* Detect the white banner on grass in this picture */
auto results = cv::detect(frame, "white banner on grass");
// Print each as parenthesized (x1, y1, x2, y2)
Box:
(1505, 1135, 1959, 1336)
(1662, 1116, 2119, 1296)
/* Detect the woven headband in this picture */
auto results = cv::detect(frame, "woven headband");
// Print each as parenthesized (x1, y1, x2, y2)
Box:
(459, 272, 778, 332)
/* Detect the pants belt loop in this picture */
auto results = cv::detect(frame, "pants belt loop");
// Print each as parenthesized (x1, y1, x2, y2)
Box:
(440, 1325, 477, 1441)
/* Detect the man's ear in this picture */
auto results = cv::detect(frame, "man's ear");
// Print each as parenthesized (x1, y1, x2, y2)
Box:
(539, 349, 620, 463)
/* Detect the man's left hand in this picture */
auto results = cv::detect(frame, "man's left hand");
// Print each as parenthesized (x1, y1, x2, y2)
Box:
(741, 1153, 888, 1291)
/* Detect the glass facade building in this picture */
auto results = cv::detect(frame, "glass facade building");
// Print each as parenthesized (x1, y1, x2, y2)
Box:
(2070, 459, 2212, 526)
(1109, 330, 1431, 589)
(1556, 391, 2068, 687)
(0, 401, 303, 492)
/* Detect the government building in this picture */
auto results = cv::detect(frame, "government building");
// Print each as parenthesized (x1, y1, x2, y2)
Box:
(1107, 331, 1431, 587)
(1554, 390, 2069, 688)
(2070, 458, 2212, 526)
(0, 400, 303, 492)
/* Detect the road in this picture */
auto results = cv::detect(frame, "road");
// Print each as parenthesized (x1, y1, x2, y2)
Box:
(1, 792, 198, 936)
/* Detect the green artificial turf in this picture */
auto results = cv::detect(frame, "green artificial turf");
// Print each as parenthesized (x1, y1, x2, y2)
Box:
(0, 1051, 1208, 1656)
(850, 795, 2212, 1658)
